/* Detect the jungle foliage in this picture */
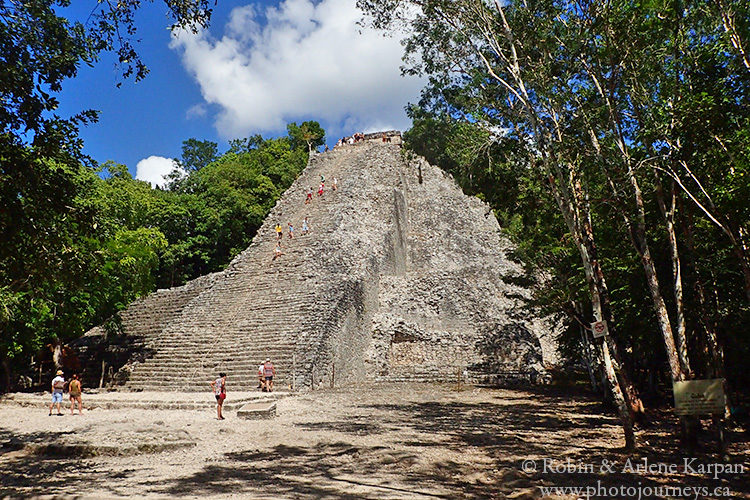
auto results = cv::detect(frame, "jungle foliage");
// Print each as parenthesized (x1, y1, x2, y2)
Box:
(363, 0, 750, 447)
(0, 0, 315, 388)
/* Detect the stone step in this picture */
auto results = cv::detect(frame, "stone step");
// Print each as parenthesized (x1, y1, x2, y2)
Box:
(127, 363, 293, 375)
(137, 347, 297, 357)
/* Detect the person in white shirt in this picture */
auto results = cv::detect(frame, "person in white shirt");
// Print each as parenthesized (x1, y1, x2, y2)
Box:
(49, 370, 65, 416)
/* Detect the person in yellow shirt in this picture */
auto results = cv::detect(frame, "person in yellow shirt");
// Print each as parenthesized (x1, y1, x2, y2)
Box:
(275, 223, 283, 240)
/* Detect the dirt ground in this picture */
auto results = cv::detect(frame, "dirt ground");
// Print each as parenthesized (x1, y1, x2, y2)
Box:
(0, 383, 748, 499)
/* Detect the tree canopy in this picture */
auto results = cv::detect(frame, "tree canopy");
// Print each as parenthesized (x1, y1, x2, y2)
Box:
(287, 121, 326, 152)
(0, 126, 316, 390)
(0, 0, 217, 389)
(0, 1, 328, 390)
(363, 0, 750, 449)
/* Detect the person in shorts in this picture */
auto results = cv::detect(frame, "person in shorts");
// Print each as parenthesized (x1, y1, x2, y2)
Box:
(306, 187, 313, 204)
(301, 217, 309, 236)
(49, 370, 65, 416)
(272, 242, 283, 262)
(275, 223, 283, 240)
(258, 363, 265, 390)
(68, 373, 83, 415)
(263, 359, 276, 392)
(210, 373, 227, 420)
(288, 222, 294, 239)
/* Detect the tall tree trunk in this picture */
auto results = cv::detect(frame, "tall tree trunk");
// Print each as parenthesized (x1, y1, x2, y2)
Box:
(601, 339, 636, 450)
(628, 180, 685, 383)
(580, 46, 690, 384)
(654, 177, 692, 377)
(714, 0, 750, 72)
(681, 202, 730, 454)
(545, 168, 637, 449)
(572, 165, 645, 417)
(680, 202, 729, 389)
(575, 301, 600, 392)
(730, 231, 750, 304)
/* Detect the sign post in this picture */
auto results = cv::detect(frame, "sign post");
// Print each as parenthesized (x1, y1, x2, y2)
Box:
(673, 379, 726, 416)
(591, 320, 608, 339)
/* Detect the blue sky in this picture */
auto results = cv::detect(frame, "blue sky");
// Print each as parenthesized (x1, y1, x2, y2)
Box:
(56, 0, 423, 186)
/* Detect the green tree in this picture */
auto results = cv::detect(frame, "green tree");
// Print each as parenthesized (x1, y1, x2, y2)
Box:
(362, 0, 750, 449)
(287, 121, 326, 152)
(228, 134, 264, 154)
(177, 138, 219, 173)
(0, 0, 215, 391)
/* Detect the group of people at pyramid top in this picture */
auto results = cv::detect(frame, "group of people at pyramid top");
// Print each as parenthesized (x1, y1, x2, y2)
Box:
(272, 174, 337, 262)
(335, 132, 369, 147)
(333, 132, 392, 148)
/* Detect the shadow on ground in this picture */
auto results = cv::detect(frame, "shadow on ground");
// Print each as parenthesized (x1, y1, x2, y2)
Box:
(1, 386, 748, 499)
(157, 387, 749, 498)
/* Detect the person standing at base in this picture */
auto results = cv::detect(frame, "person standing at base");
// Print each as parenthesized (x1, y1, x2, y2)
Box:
(263, 358, 276, 392)
(49, 370, 65, 416)
(258, 363, 265, 390)
(210, 373, 227, 420)
(68, 373, 83, 415)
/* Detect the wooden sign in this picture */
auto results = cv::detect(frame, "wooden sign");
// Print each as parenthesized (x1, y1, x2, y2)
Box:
(673, 379, 726, 416)
(591, 320, 608, 339)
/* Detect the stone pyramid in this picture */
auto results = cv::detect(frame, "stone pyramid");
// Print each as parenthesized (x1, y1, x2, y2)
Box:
(75, 133, 557, 391)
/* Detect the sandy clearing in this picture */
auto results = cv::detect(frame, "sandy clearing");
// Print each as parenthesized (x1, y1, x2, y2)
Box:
(0, 384, 747, 499)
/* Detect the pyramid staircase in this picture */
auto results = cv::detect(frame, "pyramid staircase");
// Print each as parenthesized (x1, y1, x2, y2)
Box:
(75, 136, 555, 392)
(78, 141, 400, 391)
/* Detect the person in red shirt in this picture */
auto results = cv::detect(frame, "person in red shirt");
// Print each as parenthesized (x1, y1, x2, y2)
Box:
(263, 359, 276, 392)
(210, 373, 227, 420)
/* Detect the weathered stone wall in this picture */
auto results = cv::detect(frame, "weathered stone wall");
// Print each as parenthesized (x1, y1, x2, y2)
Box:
(365, 154, 557, 384)
(77, 136, 558, 391)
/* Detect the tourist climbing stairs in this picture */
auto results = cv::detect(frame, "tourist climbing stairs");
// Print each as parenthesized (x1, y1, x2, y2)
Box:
(122, 146, 376, 391)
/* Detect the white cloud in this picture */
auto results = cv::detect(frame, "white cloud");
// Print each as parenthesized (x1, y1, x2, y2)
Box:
(135, 156, 177, 188)
(170, 0, 423, 139)
(186, 103, 208, 119)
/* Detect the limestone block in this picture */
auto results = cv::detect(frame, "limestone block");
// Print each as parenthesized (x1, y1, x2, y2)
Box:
(237, 401, 277, 420)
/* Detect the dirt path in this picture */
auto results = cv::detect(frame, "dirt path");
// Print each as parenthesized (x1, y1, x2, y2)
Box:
(1, 384, 747, 499)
